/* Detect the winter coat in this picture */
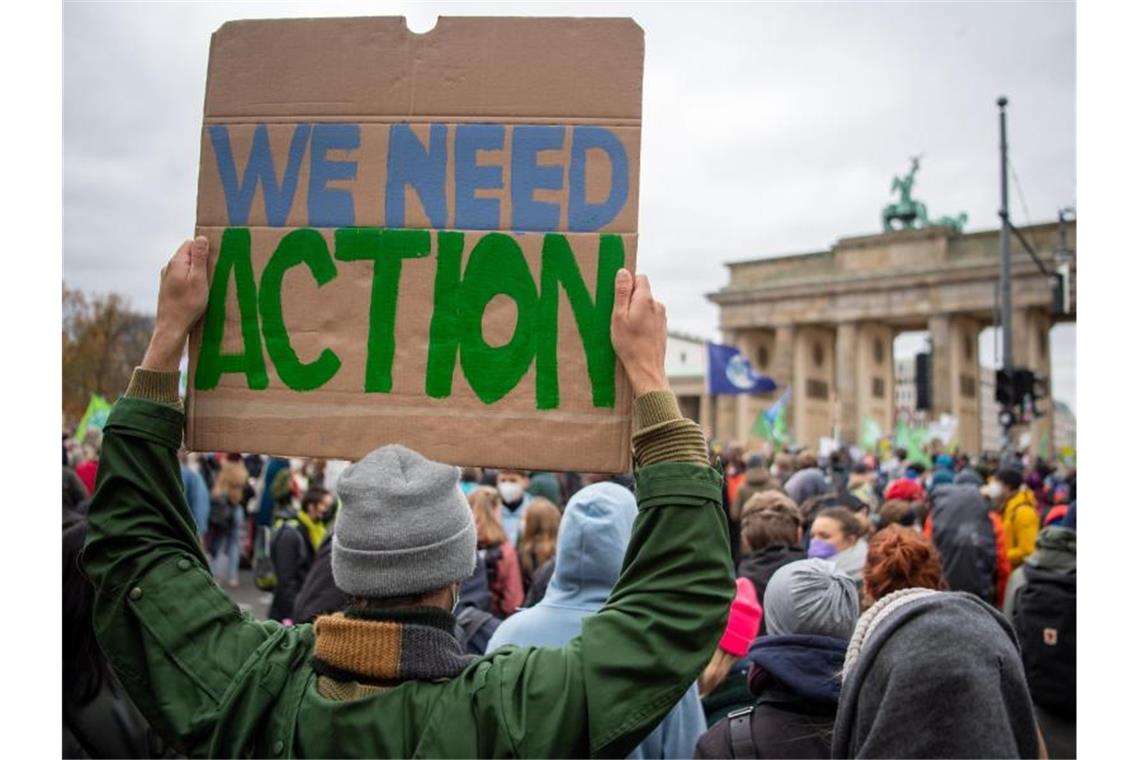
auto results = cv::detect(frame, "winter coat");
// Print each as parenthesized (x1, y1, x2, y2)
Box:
(926, 485, 1002, 604)
(268, 515, 319, 622)
(834, 591, 1038, 758)
(290, 535, 348, 624)
(499, 492, 531, 546)
(1004, 487, 1041, 569)
(522, 557, 555, 607)
(1002, 525, 1077, 619)
(831, 540, 867, 587)
(83, 395, 735, 758)
(695, 634, 846, 759)
(486, 483, 708, 759)
(482, 539, 525, 618)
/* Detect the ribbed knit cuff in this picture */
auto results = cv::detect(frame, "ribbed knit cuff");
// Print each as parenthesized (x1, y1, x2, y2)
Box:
(124, 368, 183, 409)
(631, 390, 710, 467)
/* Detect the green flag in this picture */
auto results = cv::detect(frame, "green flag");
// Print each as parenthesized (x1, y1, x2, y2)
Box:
(860, 416, 882, 451)
(894, 419, 931, 468)
(753, 389, 790, 446)
(75, 394, 112, 441)
(1038, 432, 1050, 461)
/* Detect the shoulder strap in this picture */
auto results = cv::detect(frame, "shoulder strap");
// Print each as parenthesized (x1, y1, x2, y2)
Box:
(726, 705, 757, 759)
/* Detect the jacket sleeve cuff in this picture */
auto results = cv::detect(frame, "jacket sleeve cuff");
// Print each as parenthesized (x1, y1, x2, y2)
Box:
(125, 368, 183, 409)
(631, 391, 709, 468)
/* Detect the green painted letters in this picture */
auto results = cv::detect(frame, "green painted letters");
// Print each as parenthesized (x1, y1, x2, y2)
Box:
(335, 228, 430, 393)
(259, 228, 342, 391)
(537, 234, 625, 408)
(194, 228, 269, 390)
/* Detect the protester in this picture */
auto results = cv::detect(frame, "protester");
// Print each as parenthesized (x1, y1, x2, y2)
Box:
(873, 498, 918, 531)
(268, 487, 334, 622)
(63, 510, 173, 758)
(1004, 525, 1076, 759)
(925, 483, 1010, 606)
(698, 578, 763, 725)
(178, 448, 211, 542)
(83, 248, 735, 757)
(846, 462, 879, 512)
(696, 558, 858, 759)
(835, 589, 1040, 758)
(459, 467, 481, 495)
(488, 482, 708, 758)
(862, 525, 947, 609)
(74, 431, 101, 496)
(736, 491, 806, 610)
(808, 506, 868, 586)
(992, 468, 1041, 569)
(770, 451, 795, 486)
(516, 497, 560, 594)
(784, 465, 830, 510)
(63, 465, 89, 515)
(526, 471, 563, 507)
(496, 468, 532, 545)
(469, 486, 525, 618)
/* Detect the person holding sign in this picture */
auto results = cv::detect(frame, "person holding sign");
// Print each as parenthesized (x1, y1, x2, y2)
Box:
(83, 236, 735, 758)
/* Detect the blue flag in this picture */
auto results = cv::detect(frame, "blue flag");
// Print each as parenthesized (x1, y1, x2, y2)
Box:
(707, 342, 778, 395)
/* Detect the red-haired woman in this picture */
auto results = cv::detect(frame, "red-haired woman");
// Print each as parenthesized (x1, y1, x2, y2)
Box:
(861, 525, 948, 610)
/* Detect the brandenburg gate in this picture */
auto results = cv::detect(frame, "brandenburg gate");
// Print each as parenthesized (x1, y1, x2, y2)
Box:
(707, 219, 1076, 455)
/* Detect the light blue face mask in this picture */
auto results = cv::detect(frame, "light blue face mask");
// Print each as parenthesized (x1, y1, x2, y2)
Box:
(807, 537, 839, 560)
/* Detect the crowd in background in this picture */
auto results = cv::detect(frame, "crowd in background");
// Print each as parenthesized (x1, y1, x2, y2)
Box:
(64, 419, 1076, 758)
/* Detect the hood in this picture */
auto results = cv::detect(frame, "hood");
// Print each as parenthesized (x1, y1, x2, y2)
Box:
(953, 467, 983, 486)
(785, 468, 830, 506)
(746, 634, 847, 705)
(542, 482, 638, 610)
(835, 590, 1038, 759)
(1026, 525, 1076, 572)
(831, 539, 867, 583)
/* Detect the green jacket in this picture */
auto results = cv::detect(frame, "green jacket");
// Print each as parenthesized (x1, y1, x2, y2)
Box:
(84, 394, 734, 758)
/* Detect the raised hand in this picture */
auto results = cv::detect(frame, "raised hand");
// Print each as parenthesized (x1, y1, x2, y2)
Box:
(141, 236, 210, 372)
(610, 268, 669, 397)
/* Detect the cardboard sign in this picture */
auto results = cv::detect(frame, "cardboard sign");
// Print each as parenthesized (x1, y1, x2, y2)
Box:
(186, 17, 643, 472)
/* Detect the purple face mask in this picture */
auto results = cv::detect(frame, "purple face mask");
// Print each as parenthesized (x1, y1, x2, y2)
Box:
(807, 537, 839, 560)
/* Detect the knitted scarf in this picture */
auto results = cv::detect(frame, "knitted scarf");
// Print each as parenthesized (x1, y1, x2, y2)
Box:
(311, 606, 475, 695)
(841, 587, 939, 682)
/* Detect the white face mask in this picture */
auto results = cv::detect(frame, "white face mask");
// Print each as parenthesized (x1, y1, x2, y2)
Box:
(982, 481, 1003, 501)
(498, 481, 524, 504)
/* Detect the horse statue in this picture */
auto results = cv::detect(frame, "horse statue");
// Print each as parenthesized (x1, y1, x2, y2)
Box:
(882, 155, 924, 231)
(881, 155, 968, 234)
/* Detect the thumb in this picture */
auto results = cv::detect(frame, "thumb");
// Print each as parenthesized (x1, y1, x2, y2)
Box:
(613, 268, 633, 317)
(189, 235, 210, 278)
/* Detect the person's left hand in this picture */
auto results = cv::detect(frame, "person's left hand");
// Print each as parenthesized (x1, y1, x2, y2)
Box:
(141, 236, 210, 372)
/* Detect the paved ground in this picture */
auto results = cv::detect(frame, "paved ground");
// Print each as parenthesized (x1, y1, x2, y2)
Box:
(222, 568, 272, 620)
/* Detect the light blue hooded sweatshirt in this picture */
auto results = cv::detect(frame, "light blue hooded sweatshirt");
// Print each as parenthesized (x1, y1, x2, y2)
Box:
(486, 483, 707, 759)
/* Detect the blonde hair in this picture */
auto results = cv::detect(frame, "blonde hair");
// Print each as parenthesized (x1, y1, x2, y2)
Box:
(468, 487, 507, 547)
(519, 498, 561, 579)
(698, 649, 740, 698)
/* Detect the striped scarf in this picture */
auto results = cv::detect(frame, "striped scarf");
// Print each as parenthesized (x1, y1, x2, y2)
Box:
(311, 606, 474, 696)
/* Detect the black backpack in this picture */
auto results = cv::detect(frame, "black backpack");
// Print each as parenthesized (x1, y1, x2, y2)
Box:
(1013, 564, 1076, 718)
(930, 486, 997, 604)
(208, 498, 233, 533)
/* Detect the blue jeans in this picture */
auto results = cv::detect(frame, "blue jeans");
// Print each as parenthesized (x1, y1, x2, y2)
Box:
(210, 504, 245, 583)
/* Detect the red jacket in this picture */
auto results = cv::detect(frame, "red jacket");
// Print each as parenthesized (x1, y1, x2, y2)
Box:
(487, 540, 525, 618)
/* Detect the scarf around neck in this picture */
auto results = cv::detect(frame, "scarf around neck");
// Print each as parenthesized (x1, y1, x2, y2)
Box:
(311, 606, 475, 689)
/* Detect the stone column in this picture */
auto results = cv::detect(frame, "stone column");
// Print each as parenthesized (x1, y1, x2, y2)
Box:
(928, 314, 982, 453)
(792, 326, 836, 450)
(835, 322, 859, 445)
(1011, 308, 1054, 458)
(856, 323, 895, 449)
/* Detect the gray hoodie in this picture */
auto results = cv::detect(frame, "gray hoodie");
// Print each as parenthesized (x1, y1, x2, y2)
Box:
(835, 589, 1039, 758)
(1002, 525, 1076, 619)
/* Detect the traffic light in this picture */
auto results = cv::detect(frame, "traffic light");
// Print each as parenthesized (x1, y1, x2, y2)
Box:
(915, 352, 931, 410)
(995, 368, 1015, 406)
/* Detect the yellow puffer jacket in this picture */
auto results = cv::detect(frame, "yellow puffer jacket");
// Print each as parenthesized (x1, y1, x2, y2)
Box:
(1002, 487, 1040, 569)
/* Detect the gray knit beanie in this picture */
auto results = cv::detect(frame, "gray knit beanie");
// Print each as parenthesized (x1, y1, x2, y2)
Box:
(331, 444, 476, 598)
(763, 558, 860, 640)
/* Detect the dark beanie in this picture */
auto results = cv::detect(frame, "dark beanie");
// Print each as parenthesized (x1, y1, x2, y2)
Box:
(996, 468, 1023, 490)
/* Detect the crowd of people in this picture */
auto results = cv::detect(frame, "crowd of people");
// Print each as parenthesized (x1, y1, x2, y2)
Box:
(62, 238, 1077, 758)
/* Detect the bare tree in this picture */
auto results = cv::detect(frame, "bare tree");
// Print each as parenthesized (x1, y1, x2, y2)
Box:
(62, 285, 154, 427)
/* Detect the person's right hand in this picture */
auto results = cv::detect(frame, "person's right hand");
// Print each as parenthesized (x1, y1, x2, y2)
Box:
(611, 268, 668, 397)
(141, 236, 210, 372)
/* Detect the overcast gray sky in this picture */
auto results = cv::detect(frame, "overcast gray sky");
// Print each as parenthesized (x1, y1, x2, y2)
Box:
(63, 0, 1075, 412)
